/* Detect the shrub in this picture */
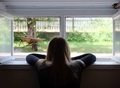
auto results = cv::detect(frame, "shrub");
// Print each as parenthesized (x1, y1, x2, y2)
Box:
(14, 31, 112, 42)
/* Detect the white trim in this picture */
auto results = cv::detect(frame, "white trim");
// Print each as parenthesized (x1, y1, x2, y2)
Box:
(111, 56, 120, 64)
(113, 9, 120, 20)
(7, 9, 115, 17)
(112, 19, 115, 56)
(11, 20, 14, 56)
(0, 9, 13, 19)
(60, 16, 66, 38)
(0, 56, 15, 66)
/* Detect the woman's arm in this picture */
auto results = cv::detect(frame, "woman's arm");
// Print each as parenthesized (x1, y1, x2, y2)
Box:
(26, 53, 46, 67)
(71, 53, 96, 68)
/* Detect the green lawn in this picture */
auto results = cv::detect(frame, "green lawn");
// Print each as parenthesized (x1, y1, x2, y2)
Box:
(68, 41, 112, 53)
(14, 41, 112, 53)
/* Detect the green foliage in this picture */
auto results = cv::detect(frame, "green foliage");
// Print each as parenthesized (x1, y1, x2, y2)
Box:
(14, 32, 27, 41)
(14, 31, 112, 42)
(36, 32, 50, 40)
(14, 18, 26, 22)
(36, 32, 59, 40)
(67, 31, 112, 42)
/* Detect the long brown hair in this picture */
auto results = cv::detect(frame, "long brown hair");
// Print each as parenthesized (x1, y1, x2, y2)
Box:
(45, 37, 78, 86)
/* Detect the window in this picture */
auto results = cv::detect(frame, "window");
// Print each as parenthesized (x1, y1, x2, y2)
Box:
(114, 18, 120, 57)
(0, 13, 14, 64)
(13, 17, 114, 61)
(66, 17, 113, 59)
(14, 17, 60, 60)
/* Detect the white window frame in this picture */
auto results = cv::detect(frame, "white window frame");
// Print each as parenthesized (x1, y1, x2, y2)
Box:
(0, 10, 120, 65)
(111, 10, 120, 63)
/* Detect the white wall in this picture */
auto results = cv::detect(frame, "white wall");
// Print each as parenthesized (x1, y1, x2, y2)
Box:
(0, 2, 6, 12)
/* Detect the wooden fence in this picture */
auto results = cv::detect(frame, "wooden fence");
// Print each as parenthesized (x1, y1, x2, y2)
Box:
(13, 19, 98, 32)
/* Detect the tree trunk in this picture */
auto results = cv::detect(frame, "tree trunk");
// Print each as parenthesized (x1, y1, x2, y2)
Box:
(26, 18, 36, 38)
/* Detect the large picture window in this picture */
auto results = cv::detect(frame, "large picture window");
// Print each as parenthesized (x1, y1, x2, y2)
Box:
(13, 17, 113, 60)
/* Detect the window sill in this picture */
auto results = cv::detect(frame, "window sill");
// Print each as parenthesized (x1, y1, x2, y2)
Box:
(0, 58, 120, 70)
(2, 59, 119, 65)
(1, 53, 120, 69)
(94, 59, 119, 65)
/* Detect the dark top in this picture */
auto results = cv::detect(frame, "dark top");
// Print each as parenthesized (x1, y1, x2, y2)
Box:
(36, 60, 85, 88)
(26, 53, 96, 88)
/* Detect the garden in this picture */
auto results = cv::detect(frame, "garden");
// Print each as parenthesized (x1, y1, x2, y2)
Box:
(14, 31, 112, 53)
(13, 17, 113, 54)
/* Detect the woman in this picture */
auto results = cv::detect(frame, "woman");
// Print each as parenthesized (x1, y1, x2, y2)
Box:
(26, 36, 96, 88)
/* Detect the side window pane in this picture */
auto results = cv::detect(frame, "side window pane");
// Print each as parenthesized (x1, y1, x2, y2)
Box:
(114, 18, 120, 57)
(0, 16, 12, 59)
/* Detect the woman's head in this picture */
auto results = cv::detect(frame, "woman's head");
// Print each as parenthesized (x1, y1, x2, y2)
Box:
(46, 36, 71, 63)
(45, 37, 78, 86)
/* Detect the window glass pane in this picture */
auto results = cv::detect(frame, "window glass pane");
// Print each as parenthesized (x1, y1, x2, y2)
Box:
(14, 17, 60, 60)
(66, 17, 113, 59)
(0, 15, 11, 58)
(114, 18, 120, 57)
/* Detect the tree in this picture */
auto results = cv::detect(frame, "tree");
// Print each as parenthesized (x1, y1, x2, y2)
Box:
(26, 18, 36, 38)
(14, 17, 57, 38)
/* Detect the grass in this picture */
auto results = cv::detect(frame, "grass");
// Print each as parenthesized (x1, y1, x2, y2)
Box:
(68, 41, 112, 53)
(14, 40, 112, 53)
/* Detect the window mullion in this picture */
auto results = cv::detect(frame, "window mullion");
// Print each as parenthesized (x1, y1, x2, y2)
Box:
(112, 19, 115, 56)
(11, 20, 14, 56)
(60, 16, 66, 39)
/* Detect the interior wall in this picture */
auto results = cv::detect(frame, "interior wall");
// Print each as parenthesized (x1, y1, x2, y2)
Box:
(81, 69, 120, 88)
(0, 66, 40, 88)
(0, 2, 6, 12)
(0, 65, 120, 88)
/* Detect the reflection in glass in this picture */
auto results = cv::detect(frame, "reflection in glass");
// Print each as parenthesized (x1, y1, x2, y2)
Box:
(0, 16, 11, 57)
(115, 19, 120, 57)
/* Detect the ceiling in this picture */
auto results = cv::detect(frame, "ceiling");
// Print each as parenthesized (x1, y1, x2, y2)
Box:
(0, 0, 120, 17)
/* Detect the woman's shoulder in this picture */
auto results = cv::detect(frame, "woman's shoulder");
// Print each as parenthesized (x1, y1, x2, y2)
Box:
(69, 60, 86, 69)
(36, 59, 52, 70)
(35, 59, 45, 66)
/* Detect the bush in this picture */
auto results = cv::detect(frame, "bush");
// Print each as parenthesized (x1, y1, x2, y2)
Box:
(67, 31, 112, 42)
(14, 31, 112, 42)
